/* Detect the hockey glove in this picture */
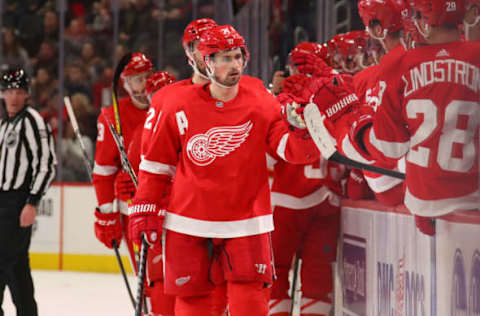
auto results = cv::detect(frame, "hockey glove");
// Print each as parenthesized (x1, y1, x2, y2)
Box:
(415, 215, 435, 236)
(128, 200, 165, 248)
(115, 172, 136, 201)
(94, 209, 123, 248)
(282, 73, 312, 97)
(290, 50, 335, 78)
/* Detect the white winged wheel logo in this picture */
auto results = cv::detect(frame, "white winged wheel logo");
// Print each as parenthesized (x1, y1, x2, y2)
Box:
(186, 121, 253, 166)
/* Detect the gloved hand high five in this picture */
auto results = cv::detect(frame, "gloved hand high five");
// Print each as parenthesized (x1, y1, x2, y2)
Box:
(94, 209, 123, 248)
(128, 200, 165, 248)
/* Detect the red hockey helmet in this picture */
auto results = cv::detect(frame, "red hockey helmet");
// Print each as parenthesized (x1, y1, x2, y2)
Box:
(413, 0, 466, 26)
(121, 53, 153, 78)
(358, 0, 407, 33)
(145, 71, 176, 96)
(182, 18, 217, 49)
(197, 24, 250, 60)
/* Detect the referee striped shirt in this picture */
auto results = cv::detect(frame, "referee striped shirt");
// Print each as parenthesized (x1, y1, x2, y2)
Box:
(0, 105, 56, 205)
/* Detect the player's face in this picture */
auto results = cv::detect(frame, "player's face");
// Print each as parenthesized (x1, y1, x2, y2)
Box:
(210, 48, 244, 87)
(124, 71, 150, 109)
(3, 88, 28, 117)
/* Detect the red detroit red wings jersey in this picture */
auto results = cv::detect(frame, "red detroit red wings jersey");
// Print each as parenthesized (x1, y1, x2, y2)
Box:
(365, 40, 480, 216)
(269, 155, 346, 210)
(142, 76, 267, 158)
(352, 60, 404, 201)
(93, 97, 147, 213)
(136, 79, 319, 238)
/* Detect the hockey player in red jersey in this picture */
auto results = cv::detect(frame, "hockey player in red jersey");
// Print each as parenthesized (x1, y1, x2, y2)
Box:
(128, 24, 319, 316)
(121, 71, 177, 316)
(464, 0, 480, 40)
(92, 52, 153, 269)
(268, 73, 346, 316)
(343, 0, 409, 206)
(335, 0, 480, 234)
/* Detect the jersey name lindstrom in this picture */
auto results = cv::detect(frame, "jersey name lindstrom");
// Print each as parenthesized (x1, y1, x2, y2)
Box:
(402, 59, 480, 97)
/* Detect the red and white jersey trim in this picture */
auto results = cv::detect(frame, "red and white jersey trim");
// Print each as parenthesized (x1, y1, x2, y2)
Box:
(98, 202, 114, 213)
(164, 212, 274, 238)
(405, 188, 479, 217)
(139, 159, 176, 177)
(301, 298, 332, 314)
(269, 299, 291, 314)
(341, 135, 375, 165)
(369, 129, 409, 159)
(271, 186, 340, 209)
(276, 133, 289, 161)
(93, 163, 118, 176)
(117, 199, 129, 215)
(364, 174, 403, 193)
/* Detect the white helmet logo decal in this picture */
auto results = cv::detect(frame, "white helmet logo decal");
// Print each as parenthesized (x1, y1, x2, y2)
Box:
(186, 121, 253, 166)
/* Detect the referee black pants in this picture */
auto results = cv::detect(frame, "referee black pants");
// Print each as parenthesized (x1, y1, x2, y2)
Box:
(0, 191, 38, 316)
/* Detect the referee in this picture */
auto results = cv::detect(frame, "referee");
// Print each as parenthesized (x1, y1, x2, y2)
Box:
(0, 68, 56, 316)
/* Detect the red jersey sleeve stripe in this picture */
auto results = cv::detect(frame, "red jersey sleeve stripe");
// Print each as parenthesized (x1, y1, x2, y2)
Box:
(93, 163, 118, 176)
(369, 129, 410, 159)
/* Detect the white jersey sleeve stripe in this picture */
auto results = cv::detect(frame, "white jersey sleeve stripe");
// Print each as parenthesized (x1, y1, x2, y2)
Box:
(341, 135, 375, 165)
(271, 186, 340, 209)
(364, 174, 403, 193)
(93, 163, 118, 176)
(405, 187, 479, 217)
(139, 159, 176, 177)
(369, 128, 410, 159)
(276, 133, 289, 161)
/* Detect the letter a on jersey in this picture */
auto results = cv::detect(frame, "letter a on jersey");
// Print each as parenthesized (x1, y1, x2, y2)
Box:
(186, 121, 253, 166)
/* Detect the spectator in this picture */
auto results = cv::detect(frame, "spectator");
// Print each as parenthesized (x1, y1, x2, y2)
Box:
(59, 93, 95, 182)
(92, 66, 113, 110)
(64, 17, 91, 59)
(64, 61, 93, 101)
(1, 28, 32, 75)
(80, 41, 104, 84)
(39, 89, 63, 139)
(30, 67, 58, 110)
(30, 41, 58, 76)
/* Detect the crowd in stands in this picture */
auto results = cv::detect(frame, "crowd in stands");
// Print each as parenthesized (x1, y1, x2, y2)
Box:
(0, 0, 322, 182)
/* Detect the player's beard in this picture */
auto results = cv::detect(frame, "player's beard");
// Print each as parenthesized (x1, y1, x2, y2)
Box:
(214, 70, 241, 87)
(193, 54, 208, 77)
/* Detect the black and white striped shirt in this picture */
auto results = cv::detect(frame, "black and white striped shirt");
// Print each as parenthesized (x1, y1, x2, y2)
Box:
(0, 105, 56, 206)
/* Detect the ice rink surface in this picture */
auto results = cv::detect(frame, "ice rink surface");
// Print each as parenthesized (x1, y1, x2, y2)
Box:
(2, 270, 137, 316)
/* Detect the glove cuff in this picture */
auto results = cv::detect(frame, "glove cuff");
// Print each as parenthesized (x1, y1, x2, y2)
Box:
(128, 200, 165, 218)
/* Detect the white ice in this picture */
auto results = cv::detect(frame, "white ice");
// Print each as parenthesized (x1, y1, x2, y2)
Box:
(2, 270, 138, 316)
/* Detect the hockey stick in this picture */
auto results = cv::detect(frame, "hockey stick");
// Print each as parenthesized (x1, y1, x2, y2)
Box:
(304, 103, 405, 180)
(64, 96, 136, 308)
(63, 96, 93, 182)
(111, 52, 149, 315)
(290, 257, 303, 316)
(106, 120, 149, 316)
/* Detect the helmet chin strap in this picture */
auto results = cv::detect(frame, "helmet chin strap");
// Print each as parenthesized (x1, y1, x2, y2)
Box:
(464, 15, 480, 41)
(186, 50, 210, 81)
(414, 19, 431, 41)
(123, 81, 149, 109)
(367, 27, 388, 51)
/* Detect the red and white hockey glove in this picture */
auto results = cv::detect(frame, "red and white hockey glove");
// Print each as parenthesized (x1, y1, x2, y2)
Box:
(415, 215, 435, 236)
(115, 172, 136, 202)
(282, 73, 312, 97)
(94, 209, 123, 249)
(128, 200, 165, 248)
(278, 92, 310, 138)
(346, 168, 374, 200)
(290, 50, 335, 78)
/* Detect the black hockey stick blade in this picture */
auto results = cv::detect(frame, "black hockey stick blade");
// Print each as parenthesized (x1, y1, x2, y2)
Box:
(304, 102, 405, 180)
